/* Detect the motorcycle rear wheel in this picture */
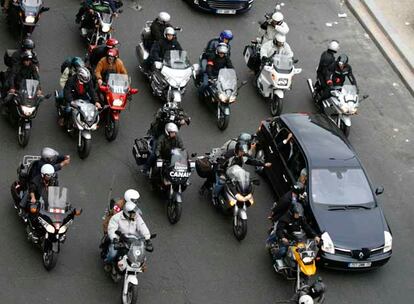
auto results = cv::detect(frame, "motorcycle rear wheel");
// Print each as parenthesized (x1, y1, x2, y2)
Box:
(43, 249, 58, 271)
(167, 200, 182, 224)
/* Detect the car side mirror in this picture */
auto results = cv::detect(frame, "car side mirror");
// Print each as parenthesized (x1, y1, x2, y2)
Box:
(129, 88, 138, 95)
(75, 208, 83, 216)
(99, 85, 108, 93)
(375, 186, 384, 195)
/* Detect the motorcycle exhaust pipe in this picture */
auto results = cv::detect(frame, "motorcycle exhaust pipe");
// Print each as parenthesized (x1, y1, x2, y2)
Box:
(307, 79, 314, 94)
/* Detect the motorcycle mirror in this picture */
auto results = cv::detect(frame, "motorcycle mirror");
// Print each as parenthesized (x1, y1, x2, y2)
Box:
(154, 61, 163, 70)
(375, 186, 384, 195)
(238, 80, 248, 90)
(75, 208, 83, 216)
(362, 94, 369, 100)
(41, 7, 50, 13)
(115, 230, 122, 236)
(293, 59, 299, 64)
(252, 179, 261, 186)
(174, 27, 182, 32)
(150, 233, 157, 239)
(192, 63, 200, 72)
(129, 88, 138, 95)
(99, 85, 108, 93)
(293, 68, 302, 74)
(191, 153, 198, 157)
(118, 9, 123, 14)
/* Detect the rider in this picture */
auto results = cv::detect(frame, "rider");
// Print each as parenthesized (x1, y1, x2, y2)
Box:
(204, 30, 233, 61)
(149, 12, 172, 46)
(105, 190, 152, 264)
(9, 37, 39, 68)
(149, 27, 182, 64)
(95, 48, 127, 87)
(315, 40, 339, 95)
(28, 147, 70, 182)
(269, 182, 305, 224)
(273, 202, 320, 259)
(77, 0, 120, 34)
(155, 122, 184, 163)
(260, 34, 293, 63)
(199, 43, 233, 97)
(60, 57, 85, 89)
(102, 189, 134, 235)
(88, 37, 119, 68)
(260, 11, 289, 44)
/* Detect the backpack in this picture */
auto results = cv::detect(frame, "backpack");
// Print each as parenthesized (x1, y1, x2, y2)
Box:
(60, 57, 73, 73)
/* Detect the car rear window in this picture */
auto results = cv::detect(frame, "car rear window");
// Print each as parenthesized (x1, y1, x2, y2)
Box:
(311, 168, 375, 206)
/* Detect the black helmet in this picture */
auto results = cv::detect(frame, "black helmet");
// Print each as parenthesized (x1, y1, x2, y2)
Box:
(337, 54, 349, 65)
(238, 133, 252, 143)
(22, 38, 35, 50)
(235, 141, 248, 154)
(290, 202, 304, 217)
(309, 279, 326, 298)
(41, 147, 59, 163)
(21, 50, 33, 61)
(292, 182, 305, 195)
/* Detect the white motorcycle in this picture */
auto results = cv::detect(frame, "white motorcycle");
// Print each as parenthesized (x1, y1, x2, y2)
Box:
(307, 82, 368, 137)
(244, 51, 301, 116)
(81, 2, 115, 46)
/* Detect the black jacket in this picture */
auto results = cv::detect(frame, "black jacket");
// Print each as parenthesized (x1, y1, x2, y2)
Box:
(204, 38, 232, 61)
(276, 211, 317, 240)
(206, 55, 233, 78)
(148, 107, 189, 138)
(8, 63, 40, 90)
(150, 19, 172, 42)
(63, 74, 97, 104)
(28, 156, 66, 182)
(271, 190, 294, 222)
(219, 149, 264, 173)
(330, 64, 357, 87)
(89, 45, 108, 67)
(316, 50, 336, 84)
(29, 175, 57, 201)
(155, 134, 184, 160)
(11, 49, 39, 67)
(150, 38, 182, 62)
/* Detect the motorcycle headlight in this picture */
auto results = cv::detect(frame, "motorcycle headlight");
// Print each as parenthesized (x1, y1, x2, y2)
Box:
(219, 93, 228, 102)
(277, 78, 288, 86)
(340, 103, 349, 113)
(38, 217, 56, 233)
(321, 232, 335, 254)
(384, 231, 392, 253)
(348, 102, 358, 114)
(25, 15, 35, 24)
(21, 105, 35, 116)
(235, 193, 252, 202)
(101, 24, 111, 33)
(113, 99, 123, 106)
(229, 95, 237, 103)
(302, 256, 314, 264)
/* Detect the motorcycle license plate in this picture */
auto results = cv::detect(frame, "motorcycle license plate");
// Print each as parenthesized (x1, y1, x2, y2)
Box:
(348, 262, 371, 268)
(216, 9, 236, 14)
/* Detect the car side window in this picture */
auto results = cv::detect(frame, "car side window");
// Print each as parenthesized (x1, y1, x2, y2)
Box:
(288, 142, 306, 182)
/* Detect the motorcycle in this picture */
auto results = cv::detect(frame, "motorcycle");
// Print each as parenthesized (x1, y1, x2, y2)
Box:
(98, 73, 138, 141)
(80, 2, 115, 46)
(244, 47, 301, 116)
(136, 49, 196, 103)
(103, 232, 156, 304)
(307, 82, 368, 137)
(6, 0, 49, 38)
(267, 229, 325, 303)
(0, 79, 50, 147)
(11, 184, 81, 270)
(55, 97, 106, 159)
(195, 68, 245, 130)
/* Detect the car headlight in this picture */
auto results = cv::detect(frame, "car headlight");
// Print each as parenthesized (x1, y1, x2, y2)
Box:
(384, 231, 392, 253)
(21, 105, 35, 116)
(101, 24, 111, 33)
(219, 93, 228, 102)
(321, 232, 335, 254)
(277, 78, 288, 86)
(25, 15, 35, 24)
(113, 99, 123, 106)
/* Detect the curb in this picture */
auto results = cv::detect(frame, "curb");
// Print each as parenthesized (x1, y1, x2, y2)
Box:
(346, 0, 414, 96)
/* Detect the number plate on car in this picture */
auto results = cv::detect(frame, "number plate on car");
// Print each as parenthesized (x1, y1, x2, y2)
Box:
(348, 262, 372, 268)
(216, 9, 236, 14)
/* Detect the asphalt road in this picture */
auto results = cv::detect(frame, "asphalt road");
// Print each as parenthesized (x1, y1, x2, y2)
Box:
(0, 0, 413, 303)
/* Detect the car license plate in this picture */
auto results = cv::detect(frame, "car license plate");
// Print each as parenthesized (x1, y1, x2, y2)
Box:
(216, 9, 236, 14)
(348, 262, 372, 268)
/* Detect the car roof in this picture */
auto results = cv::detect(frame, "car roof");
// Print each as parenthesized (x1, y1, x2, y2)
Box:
(280, 113, 359, 168)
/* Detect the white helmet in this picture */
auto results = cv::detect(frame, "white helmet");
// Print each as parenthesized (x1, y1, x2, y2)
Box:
(328, 40, 340, 52)
(123, 201, 137, 220)
(124, 189, 140, 204)
(40, 164, 55, 177)
(164, 27, 176, 37)
(165, 122, 178, 135)
(216, 43, 229, 55)
(272, 11, 284, 23)
(274, 33, 286, 45)
(41, 147, 59, 163)
(158, 12, 171, 23)
(299, 295, 314, 304)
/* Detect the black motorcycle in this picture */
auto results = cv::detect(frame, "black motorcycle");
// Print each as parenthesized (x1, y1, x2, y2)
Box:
(6, 0, 49, 38)
(1, 79, 50, 147)
(11, 185, 81, 270)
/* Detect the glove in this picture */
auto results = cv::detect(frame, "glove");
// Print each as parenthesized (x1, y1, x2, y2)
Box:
(326, 79, 333, 86)
(145, 239, 154, 252)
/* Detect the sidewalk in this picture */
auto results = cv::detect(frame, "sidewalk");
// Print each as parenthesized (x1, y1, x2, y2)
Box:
(346, 0, 414, 96)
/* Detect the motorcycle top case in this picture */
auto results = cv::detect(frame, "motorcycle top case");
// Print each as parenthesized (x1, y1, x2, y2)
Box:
(243, 45, 261, 72)
(132, 137, 151, 166)
(195, 157, 213, 179)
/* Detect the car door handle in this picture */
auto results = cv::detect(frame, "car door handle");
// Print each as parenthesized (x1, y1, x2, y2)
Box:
(282, 174, 288, 182)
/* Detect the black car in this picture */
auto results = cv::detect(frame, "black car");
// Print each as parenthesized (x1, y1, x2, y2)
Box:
(256, 113, 392, 270)
(183, 0, 254, 14)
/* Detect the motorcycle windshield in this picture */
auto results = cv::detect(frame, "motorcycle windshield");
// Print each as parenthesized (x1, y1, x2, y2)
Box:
(47, 186, 69, 209)
(217, 69, 237, 93)
(170, 148, 188, 170)
(107, 73, 129, 94)
(21, 0, 42, 14)
(341, 85, 358, 101)
(226, 165, 251, 193)
(19, 79, 39, 106)
(273, 54, 293, 73)
(128, 240, 146, 265)
(91, 3, 112, 14)
(163, 50, 191, 69)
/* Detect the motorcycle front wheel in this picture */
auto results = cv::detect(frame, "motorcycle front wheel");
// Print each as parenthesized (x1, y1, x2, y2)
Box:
(233, 215, 248, 241)
(270, 95, 283, 116)
(167, 199, 182, 224)
(123, 282, 139, 304)
(78, 137, 91, 159)
(17, 124, 31, 147)
(43, 249, 58, 271)
(105, 115, 119, 141)
(217, 104, 229, 130)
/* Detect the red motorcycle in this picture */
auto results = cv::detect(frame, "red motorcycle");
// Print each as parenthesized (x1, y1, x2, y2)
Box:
(99, 73, 138, 141)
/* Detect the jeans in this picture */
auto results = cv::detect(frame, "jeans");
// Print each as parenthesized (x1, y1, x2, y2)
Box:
(213, 172, 224, 198)
(143, 137, 157, 172)
(104, 243, 118, 263)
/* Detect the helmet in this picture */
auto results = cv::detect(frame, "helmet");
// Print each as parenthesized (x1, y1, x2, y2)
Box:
(123, 201, 137, 220)
(164, 27, 176, 37)
(105, 38, 119, 48)
(328, 40, 339, 52)
(292, 182, 305, 195)
(274, 33, 286, 45)
(235, 141, 248, 154)
(337, 54, 349, 65)
(71, 57, 85, 69)
(271, 11, 284, 23)
(41, 147, 59, 163)
(124, 189, 140, 204)
(237, 133, 252, 143)
(107, 48, 119, 58)
(309, 280, 326, 298)
(21, 50, 33, 61)
(300, 168, 308, 177)
(298, 295, 314, 304)
(291, 202, 304, 217)
(158, 12, 171, 23)
(40, 164, 55, 178)
(22, 38, 35, 50)
(219, 30, 233, 42)
(216, 43, 229, 55)
(77, 67, 91, 83)
(165, 122, 178, 135)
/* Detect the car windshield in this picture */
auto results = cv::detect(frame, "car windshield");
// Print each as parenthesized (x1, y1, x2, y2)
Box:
(273, 54, 293, 73)
(107, 73, 129, 94)
(311, 167, 375, 206)
(21, 0, 42, 13)
(217, 68, 237, 93)
(226, 165, 250, 191)
(163, 50, 191, 69)
(170, 148, 188, 170)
